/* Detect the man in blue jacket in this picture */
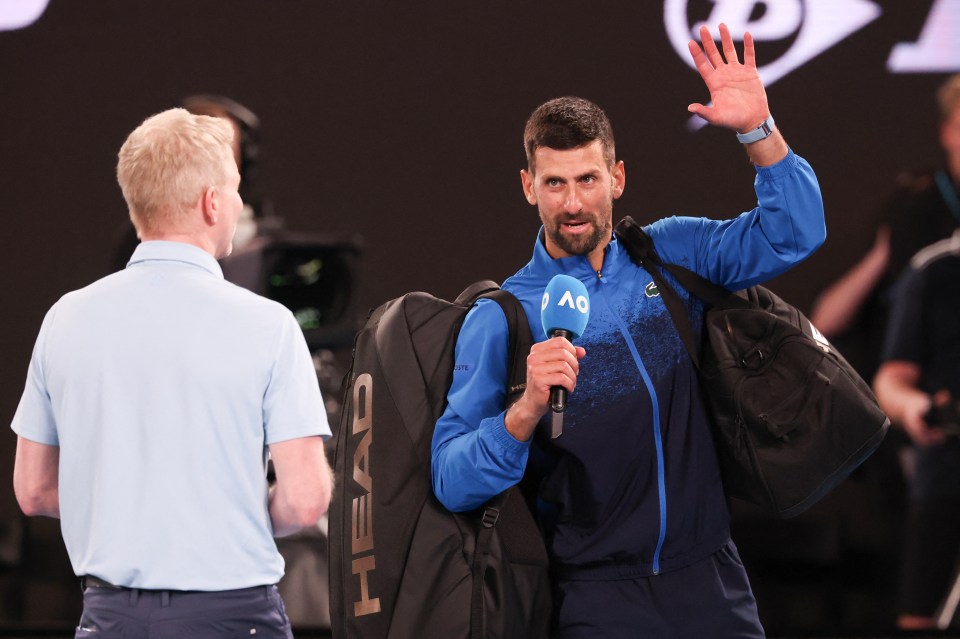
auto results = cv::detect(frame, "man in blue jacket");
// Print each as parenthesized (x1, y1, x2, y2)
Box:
(432, 24, 826, 637)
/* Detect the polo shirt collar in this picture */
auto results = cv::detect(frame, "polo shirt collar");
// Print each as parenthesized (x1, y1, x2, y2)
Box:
(127, 241, 224, 279)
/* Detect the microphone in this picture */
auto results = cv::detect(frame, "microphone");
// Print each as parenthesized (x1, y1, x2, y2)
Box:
(540, 274, 591, 421)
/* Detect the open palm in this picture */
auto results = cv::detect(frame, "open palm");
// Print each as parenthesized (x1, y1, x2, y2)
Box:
(688, 23, 770, 133)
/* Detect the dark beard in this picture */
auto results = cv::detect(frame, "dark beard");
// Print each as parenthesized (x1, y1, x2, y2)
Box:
(545, 215, 611, 257)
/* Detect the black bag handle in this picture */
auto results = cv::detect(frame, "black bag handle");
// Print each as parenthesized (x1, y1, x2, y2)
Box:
(455, 279, 502, 305)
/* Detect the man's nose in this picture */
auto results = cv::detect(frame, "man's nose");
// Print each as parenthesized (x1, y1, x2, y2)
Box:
(563, 186, 582, 213)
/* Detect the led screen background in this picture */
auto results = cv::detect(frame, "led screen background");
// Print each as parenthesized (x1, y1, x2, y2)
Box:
(0, 0, 957, 628)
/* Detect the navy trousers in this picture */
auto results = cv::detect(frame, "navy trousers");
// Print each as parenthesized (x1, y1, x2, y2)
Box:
(554, 540, 765, 638)
(75, 582, 293, 639)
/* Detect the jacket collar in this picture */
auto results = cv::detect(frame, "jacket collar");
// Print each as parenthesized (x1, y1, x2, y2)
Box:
(530, 226, 629, 281)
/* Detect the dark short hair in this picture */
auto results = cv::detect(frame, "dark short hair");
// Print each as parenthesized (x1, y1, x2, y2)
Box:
(523, 96, 616, 172)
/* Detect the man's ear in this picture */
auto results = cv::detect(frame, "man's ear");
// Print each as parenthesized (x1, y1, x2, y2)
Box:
(520, 169, 537, 205)
(201, 186, 219, 225)
(612, 160, 626, 200)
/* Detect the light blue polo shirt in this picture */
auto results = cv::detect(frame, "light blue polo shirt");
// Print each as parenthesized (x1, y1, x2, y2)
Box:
(11, 241, 330, 590)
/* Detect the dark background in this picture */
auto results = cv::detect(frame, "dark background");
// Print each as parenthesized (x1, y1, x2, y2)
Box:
(0, 0, 956, 635)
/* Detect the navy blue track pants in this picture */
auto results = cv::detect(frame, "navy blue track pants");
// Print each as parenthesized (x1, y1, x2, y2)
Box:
(554, 540, 765, 638)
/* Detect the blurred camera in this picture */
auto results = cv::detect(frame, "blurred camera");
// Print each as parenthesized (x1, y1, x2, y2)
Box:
(923, 396, 960, 438)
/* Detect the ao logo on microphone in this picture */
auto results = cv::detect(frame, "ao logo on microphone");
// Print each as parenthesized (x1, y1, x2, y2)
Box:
(541, 274, 590, 340)
(665, 0, 960, 129)
(541, 289, 589, 315)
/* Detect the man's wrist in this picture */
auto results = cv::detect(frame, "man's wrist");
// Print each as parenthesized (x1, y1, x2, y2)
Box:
(504, 398, 540, 442)
(736, 115, 776, 144)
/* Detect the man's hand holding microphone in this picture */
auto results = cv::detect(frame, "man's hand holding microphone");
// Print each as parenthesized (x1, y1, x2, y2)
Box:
(505, 274, 590, 441)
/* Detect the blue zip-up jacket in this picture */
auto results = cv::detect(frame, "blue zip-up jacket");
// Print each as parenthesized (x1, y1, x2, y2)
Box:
(432, 150, 825, 577)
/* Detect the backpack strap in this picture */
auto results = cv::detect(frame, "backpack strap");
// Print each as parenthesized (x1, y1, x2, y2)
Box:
(470, 489, 512, 639)
(485, 288, 533, 401)
(614, 216, 746, 369)
(463, 286, 533, 639)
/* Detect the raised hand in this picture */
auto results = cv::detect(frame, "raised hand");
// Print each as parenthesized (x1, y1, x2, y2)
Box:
(687, 23, 770, 133)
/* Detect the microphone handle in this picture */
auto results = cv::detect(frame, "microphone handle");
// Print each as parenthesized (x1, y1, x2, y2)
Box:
(549, 329, 574, 413)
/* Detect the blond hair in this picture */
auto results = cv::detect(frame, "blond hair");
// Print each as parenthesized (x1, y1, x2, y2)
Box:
(117, 108, 235, 235)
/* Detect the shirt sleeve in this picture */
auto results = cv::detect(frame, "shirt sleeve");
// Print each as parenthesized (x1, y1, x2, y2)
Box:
(11, 307, 60, 446)
(431, 298, 531, 512)
(881, 267, 926, 365)
(262, 312, 331, 444)
(648, 150, 826, 290)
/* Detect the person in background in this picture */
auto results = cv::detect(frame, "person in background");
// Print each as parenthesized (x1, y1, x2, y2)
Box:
(810, 74, 960, 381)
(874, 228, 960, 630)
(12, 108, 333, 638)
(812, 73, 960, 632)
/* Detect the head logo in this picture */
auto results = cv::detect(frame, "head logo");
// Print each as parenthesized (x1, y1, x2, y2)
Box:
(665, 0, 883, 130)
(350, 373, 381, 617)
(645, 281, 661, 298)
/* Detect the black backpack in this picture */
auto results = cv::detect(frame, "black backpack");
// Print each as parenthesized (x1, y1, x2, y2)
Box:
(614, 216, 890, 518)
(328, 281, 552, 638)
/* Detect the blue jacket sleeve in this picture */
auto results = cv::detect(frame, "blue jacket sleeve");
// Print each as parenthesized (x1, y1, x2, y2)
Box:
(431, 298, 532, 512)
(648, 150, 826, 290)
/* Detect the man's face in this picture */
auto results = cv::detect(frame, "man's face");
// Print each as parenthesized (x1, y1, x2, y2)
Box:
(941, 104, 960, 174)
(520, 140, 625, 264)
(214, 155, 244, 259)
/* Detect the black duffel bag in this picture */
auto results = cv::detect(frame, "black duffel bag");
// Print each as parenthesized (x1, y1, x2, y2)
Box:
(615, 216, 890, 519)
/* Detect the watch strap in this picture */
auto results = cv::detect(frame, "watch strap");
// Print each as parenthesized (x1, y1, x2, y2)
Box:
(736, 115, 775, 144)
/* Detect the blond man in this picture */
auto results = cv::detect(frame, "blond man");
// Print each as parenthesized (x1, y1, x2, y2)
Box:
(12, 108, 332, 638)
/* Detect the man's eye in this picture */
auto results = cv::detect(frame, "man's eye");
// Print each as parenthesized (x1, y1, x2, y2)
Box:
(546, 178, 562, 187)
(581, 176, 596, 184)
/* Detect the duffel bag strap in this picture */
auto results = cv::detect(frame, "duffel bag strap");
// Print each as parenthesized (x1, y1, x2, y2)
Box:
(614, 216, 705, 367)
(613, 216, 759, 367)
